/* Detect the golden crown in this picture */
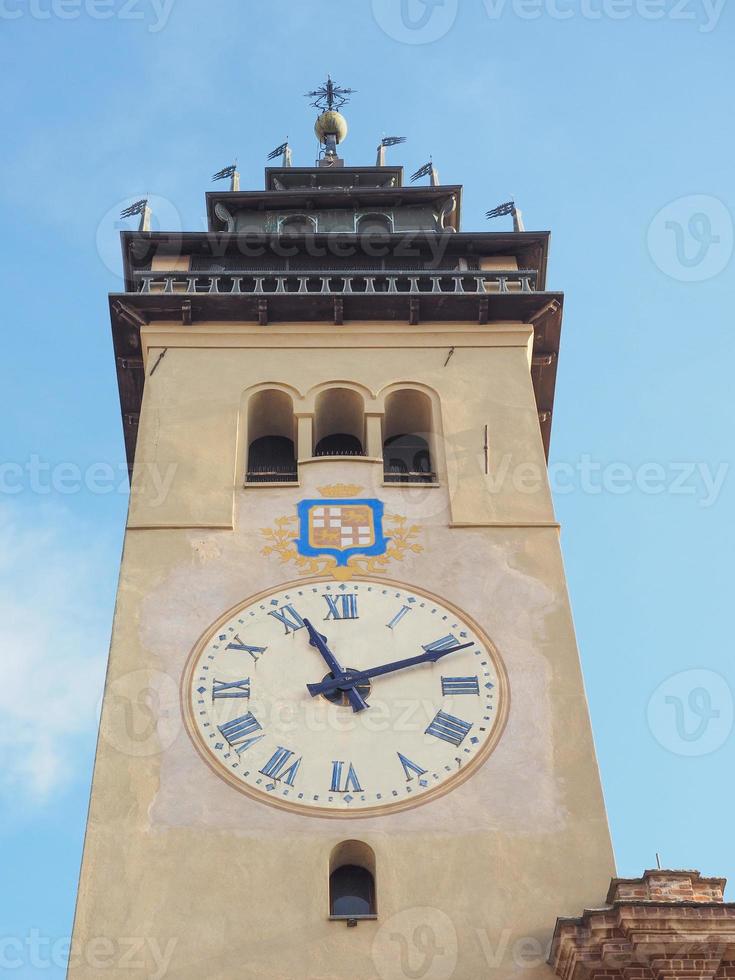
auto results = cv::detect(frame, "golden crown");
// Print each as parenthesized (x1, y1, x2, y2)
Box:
(317, 484, 363, 499)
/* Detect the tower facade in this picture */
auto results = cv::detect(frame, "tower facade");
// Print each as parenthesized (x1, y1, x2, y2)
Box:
(70, 91, 615, 979)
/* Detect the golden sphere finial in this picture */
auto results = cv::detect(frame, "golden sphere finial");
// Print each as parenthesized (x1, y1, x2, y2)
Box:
(314, 110, 348, 146)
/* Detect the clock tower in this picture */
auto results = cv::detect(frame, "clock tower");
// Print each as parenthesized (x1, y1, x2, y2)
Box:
(69, 82, 616, 978)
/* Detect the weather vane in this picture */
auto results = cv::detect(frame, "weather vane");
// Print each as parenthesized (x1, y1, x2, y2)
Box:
(211, 162, 240, 191)
(487, 200, 525, 232)
(377, 136, 407, 167)
(119, 198, 151, 232)
(305, 75, 356, 112)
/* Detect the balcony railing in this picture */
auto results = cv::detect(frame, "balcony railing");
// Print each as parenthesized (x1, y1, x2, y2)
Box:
(384, 470, 438, 485)
(134, 269, 537, 296)
(245, 466, 298, 484)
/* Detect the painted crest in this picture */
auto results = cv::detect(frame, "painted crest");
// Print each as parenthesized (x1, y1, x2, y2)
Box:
(296, 498, 386, 567)
(261, 485, 422, 581)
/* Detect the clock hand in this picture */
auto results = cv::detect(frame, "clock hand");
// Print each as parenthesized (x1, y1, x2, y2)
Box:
(306, 643, 474, 698)
(302, 618, 369, 713)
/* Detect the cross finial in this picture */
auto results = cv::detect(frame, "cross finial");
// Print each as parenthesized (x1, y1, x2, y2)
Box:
(305, 75, 356, 111)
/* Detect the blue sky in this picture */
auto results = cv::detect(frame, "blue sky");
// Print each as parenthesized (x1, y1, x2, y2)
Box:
(0, 0, 733, 974)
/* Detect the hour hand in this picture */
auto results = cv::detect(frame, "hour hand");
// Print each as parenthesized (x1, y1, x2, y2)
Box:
(302, 618, 369, 713)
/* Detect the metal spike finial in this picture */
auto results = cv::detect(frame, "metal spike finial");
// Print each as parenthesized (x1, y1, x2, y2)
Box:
(305, 74, 356, 112)
(486, 200, 525, 232)
(120, 198, 151, 232)
(411, 159, 439, 186)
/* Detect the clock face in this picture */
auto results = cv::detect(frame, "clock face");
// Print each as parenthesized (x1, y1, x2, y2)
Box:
(183, 577, 509, 817)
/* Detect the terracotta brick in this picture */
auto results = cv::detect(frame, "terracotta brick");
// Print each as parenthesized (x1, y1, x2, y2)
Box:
(550, 871, 735, 980)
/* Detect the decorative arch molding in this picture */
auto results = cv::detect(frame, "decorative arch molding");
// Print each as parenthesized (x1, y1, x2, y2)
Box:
(278, 213, 318, 234)
(239, 381, 304, 410)
(355, 211, 394, 234)
(303, 379, 379, 414)
(375, 380, 442, 414)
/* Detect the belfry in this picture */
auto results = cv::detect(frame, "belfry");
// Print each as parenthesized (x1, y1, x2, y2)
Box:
(69, 80, 734, 979)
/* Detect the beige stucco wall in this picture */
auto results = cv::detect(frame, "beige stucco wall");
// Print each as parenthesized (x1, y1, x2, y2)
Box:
(128, 319, 554, 530)
(69, 320, 614, 979)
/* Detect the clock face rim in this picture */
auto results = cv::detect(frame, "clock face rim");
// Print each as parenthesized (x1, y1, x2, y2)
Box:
(181, 574, 511, 820)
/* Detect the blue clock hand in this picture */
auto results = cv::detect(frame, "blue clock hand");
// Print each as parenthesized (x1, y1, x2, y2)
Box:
(302, 618, 369, 713)
(306, 643, 474, 698)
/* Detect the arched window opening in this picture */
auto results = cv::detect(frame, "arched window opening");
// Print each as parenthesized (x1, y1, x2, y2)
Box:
(329, 841, 377, 920)
(314, 388, 365, 458)
(383, 389, 436, 484)
(357, 212, 393, 236)
(246, 389, 297, 483)
(280, 214, 316, 235)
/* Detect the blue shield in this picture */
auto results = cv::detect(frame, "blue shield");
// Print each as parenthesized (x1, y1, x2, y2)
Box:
(295, 498, 388, 567)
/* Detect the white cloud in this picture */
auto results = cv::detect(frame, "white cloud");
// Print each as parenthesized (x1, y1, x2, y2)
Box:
(0, 502, 115, 803)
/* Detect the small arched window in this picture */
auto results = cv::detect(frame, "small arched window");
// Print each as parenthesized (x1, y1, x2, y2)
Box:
(383, 389, 436, 484)
(280, 214, 317, 235)
(314, 388, 365, 458)
(246, 389, 297, 483)
(357, 212, 393, 236)
(329, 841, 377, 920)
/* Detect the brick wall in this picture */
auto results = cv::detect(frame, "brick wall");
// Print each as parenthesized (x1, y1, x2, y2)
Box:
(549, 870, 735, 980)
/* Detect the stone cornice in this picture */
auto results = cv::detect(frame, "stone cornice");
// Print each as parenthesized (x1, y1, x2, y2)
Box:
(550, 871, 735, 980)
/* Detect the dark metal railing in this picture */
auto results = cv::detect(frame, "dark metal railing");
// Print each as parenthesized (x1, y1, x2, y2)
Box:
(246, 466, 298, 484)
(313, 449, 367, 458)
(384, 469, 438, 485)
(133, 269, 537, 296)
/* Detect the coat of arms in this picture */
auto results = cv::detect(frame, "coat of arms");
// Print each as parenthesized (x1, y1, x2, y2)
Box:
(261, 485, 422, 581)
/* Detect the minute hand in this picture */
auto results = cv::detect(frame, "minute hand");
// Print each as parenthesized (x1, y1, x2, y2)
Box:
(307, 643, 474, 698)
